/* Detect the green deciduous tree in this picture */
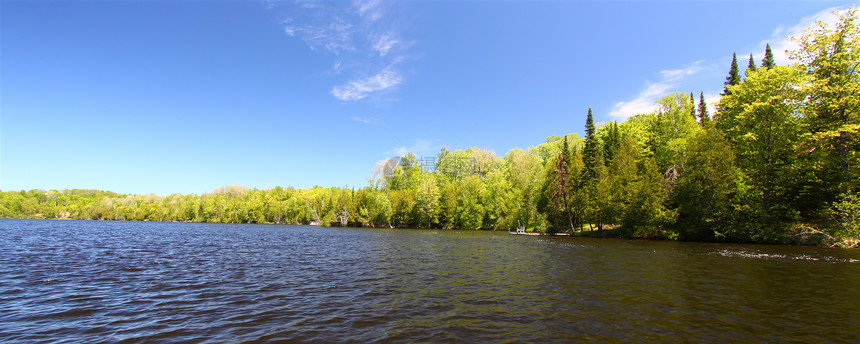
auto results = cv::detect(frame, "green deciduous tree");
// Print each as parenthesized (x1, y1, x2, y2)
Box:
(791, 8, 860, 198)
(718, 65, 806, 234)
(456, 175, 486, 229)
(672, 127, 742, 240)
(645, 93, 701, 172)
(415, 173, 440, 228)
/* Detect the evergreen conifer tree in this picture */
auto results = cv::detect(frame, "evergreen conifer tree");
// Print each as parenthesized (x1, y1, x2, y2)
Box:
(723, 53, 741, 96)
(581, 107, 606, 235)
(762, 43, 776, 68)
(582, 107, 603, 180)
(747, 53, 757, 75)
(603, 121, 620, 163)
(698, 92, 710, 125)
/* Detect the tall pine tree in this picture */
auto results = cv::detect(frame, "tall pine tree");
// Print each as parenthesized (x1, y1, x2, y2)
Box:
(698, 92, 710, 125)
(762, 43, 776, 68)
(723, 53, 741, 96)
(603, 121, 620, 164)
(747, 53, 757, 76)
(582, 107, 603, 180)
(581, 107, 606, 234)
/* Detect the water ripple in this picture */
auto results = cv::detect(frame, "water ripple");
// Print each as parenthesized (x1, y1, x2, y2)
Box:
(1, 219, 859, 343)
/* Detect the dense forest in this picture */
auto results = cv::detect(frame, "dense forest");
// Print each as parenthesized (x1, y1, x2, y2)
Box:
(2, 9, 859, 247)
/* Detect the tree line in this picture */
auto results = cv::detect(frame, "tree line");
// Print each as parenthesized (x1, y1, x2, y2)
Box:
(2, 9, 858, 247)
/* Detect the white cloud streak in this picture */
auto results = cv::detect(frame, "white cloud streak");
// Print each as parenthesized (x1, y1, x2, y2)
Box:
(389, 138, 436, 158)
(281, 14, 355, 54)
(272, 0, 409, 102)
(609, 6, 851, 121)
(609, 61, 705, 119)
(760, 5, 852, 65)
(355, 0, 383, 22)
(372, 32, 399, 57)
(703, 92, 720, 118)
(332, 66, 402, 101)
(352, 116, 372, 124)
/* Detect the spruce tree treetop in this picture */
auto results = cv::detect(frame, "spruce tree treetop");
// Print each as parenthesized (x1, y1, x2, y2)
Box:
(698, 92, 710, 125)
(723, 53, 741, 96)
(603, 121, 620, 163)
(747, 53, 757, 76)
(762, 43, 776, 68)
(561, 134, 571, 165)
(585, 107, 596, 139)
(582, 107, 603, 180)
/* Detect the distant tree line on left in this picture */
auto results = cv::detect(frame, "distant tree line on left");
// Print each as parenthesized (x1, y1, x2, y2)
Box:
(2, 8, 859, 248)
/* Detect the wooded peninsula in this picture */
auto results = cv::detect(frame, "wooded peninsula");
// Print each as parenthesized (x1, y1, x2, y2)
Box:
(3, 9, 859, 247)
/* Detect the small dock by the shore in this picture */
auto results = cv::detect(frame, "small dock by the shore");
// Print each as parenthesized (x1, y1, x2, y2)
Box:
(509, 231, 570, 236)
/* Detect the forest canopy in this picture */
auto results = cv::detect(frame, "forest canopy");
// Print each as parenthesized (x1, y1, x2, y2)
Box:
(3, 8, 859, 247)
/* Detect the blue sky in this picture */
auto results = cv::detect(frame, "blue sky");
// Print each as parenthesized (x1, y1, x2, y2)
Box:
(1, 0, 852, 195)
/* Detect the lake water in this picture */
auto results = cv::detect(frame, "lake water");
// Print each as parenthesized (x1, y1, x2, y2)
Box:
(1, 219, 859, 343)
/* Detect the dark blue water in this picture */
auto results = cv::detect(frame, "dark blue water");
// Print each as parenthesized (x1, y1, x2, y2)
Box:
(1, 219, 859, 343)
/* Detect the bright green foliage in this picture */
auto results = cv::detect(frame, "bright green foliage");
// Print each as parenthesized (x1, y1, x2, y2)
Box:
(531, 136, 562, 164)
(603, 135, 641, 228)
(415, 173, 440, 228)
(504, 147, 543, 228)
(643, 93, 701, 171)
(762, 43, 776, 68)
(718, 65, 806, 231)
(456, 175, 486, 229)
(672, 128, 742, 240)
(4, 8, 859, 245)
(436, 178, 459, 229)
(387, 153, 421, 191)
(602, 135, 675, 235)
(634, 155, 677, 237)
(791, 8, 860, 197)
(389, 189, 415, 227)
(483, 169, 514, 230)
(436, 147, 500, 180)
(364, 188, 392, 227)
(602, 121, 621, 164)
(436, 147, 469, 180)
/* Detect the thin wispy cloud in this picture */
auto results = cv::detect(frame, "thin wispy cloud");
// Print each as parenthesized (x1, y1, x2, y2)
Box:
(352, 116, 372, 124)
(609, 61, 705, 119)
(758, 5, 852, 65)
(271, 0, 410, 101)
(390, 138, 436, 158)
(372, 33, 398, 57)
(609, 6, 850, 121)
(332, 66, 402, 101)
(356, 0, 383, 22)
